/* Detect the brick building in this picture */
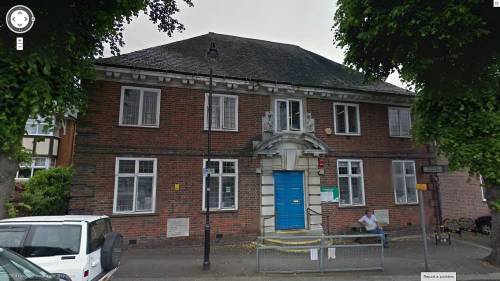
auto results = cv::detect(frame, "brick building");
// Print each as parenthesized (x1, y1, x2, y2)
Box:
(438, 166, 489, 221)
(70, 33, 437, 245)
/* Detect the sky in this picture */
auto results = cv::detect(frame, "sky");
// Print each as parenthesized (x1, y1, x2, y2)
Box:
(104, 0, 404, 88)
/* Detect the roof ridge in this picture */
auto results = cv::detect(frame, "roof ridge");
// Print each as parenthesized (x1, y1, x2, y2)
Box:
(207, 32, 301, 48)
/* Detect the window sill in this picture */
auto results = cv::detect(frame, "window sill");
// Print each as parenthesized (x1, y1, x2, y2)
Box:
(335, 133, 361, 137)
(111, 212, 157, 218)
(118, 124, 159, 129)
(395, 203, 419, 206)
(201, 209, 238, 213)
(203, 129, 239, 133)
(338, 204, 366, 209)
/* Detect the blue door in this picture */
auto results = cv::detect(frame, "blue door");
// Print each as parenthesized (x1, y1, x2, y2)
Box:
(274, 171, 305, 230)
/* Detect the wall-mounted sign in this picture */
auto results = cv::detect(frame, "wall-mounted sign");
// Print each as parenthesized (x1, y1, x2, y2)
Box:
(422, 165, 446, 174)
(374, 209, 390, 224)
(320, 186, 339, 203)
(167, 218, 189, 238)
(416, 183, 428, 191)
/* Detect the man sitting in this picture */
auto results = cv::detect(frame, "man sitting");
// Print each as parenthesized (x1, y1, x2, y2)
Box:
(358, 209, 388, 248)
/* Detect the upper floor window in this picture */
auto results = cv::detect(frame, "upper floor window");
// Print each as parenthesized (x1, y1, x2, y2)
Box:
(275, 99, 302, 132)
(392, 160, 418, 204)
(25, 117, 54, 136)
(388, 107, 411, 137)
(204, 93, 238, 131)
(16, 157, 54, 180)
(114, 158, 157, 214)
(337, 159, 365, 206)
(119, 86, 161, 127)
(333, 103, 360, 135)
(203, 159, 238, 210)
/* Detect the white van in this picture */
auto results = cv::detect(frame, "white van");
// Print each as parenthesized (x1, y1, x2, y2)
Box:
(0, 215, 122, 281)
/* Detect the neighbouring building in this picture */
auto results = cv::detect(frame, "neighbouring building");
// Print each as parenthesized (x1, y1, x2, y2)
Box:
(16, 115, 77, 181)
(437, 163, 489, 221)
(70, 33, 438, 245)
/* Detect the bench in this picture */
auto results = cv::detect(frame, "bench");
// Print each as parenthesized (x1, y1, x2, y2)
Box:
(349, 222, 388, 244)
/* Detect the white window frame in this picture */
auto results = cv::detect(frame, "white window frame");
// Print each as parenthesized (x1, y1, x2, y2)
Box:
(113, 157, 157, 214)
(202, 159, 238, 211)
(333, 102, 361, 136)
(392, 160, 418, 204)
(204, 93, 239, 131)
(480, 175, 486, 202)
(337, 159, 366, 207)
(119, 86, 161, 127)
(15, 157, 54, 180)
(274, 98, 303, 132)
(388, 107, 412, 138)
(25, 117, 55, 136)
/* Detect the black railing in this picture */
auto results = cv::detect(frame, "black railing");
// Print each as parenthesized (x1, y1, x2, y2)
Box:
(307, 207, 330, 235)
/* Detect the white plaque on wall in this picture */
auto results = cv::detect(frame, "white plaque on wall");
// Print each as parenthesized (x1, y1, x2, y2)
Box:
(374, 209, 390, 224)
(167, 218, 190, 238)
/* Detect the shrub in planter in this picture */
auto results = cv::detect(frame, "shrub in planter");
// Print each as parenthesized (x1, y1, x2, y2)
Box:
(22, 167, 73, 216)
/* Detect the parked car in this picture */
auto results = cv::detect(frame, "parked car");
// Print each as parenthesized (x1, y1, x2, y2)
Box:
(475, 215, 492, 235)
(0, 247, 71, 281)
(0, 216, 122, 281)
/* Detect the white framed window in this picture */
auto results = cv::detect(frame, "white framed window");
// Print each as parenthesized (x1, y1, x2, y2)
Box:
(114, 158, 157, 214)
(480, 175, 486, 202)
(204, 93, 238, 131)
(333, 103, 360, 135)
(16, 157, 55, 180)
(388, 107, 411, 137)
(25, 117, 55, 136)
(119, 86, 161, 127)
(202, 159, 238, 210)
(275, 98, 303, 132)
(337, 159, 365, 206)
(392, 160, 418, 204)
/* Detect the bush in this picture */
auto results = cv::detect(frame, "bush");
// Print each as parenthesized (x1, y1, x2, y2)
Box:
(22, 167, 73, 216)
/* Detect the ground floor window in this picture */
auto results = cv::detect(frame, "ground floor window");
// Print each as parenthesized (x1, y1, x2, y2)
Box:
(203, 159, 238, 210)
(337, 159, 365, 206)
(16, 157, 55, 180)
(114, 158, 157, 214)
(392, 160, 418, 204)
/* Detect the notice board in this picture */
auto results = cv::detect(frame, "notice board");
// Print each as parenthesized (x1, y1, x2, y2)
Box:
(320, 186, 339, 203)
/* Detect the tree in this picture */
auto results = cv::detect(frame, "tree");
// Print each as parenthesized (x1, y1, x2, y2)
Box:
(334, 0, 499, 264)
(0, 0, 192, 218)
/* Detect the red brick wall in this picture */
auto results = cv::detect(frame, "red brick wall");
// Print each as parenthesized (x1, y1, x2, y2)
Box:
(307, 98, 435, 233)
(439, 171, 489, 220)
(72, 80, 436, 244)
(320, 158, 435, 234)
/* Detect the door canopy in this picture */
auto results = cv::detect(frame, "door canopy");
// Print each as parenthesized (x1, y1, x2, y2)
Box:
(254, 133, 329, 157)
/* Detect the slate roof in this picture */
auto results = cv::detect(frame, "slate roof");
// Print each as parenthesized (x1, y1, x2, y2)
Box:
(97, 33, 411, 95)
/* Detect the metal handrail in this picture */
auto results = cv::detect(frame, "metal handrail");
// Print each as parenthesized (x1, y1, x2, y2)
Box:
(306, 207, 330, 235)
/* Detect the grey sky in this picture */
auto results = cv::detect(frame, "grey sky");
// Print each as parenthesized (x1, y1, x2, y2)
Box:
(105, 0, 404, 88)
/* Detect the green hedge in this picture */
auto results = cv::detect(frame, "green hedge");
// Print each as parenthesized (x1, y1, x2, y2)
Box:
(9, 167, 73, 217)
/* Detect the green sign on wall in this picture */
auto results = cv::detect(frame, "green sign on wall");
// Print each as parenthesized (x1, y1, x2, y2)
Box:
(320, 186, 339, 203)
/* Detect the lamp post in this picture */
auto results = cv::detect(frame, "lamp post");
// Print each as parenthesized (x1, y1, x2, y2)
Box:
(203, 41, 218, 271)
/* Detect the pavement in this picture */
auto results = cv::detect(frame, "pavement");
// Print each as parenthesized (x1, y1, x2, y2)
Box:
(114, 233, 500, 281)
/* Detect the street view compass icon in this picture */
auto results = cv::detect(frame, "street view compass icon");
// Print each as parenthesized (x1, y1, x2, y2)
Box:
(5, 5, 35, 50)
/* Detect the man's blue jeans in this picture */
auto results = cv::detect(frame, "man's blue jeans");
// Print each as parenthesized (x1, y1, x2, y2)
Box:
(367, 227, 388, 247)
